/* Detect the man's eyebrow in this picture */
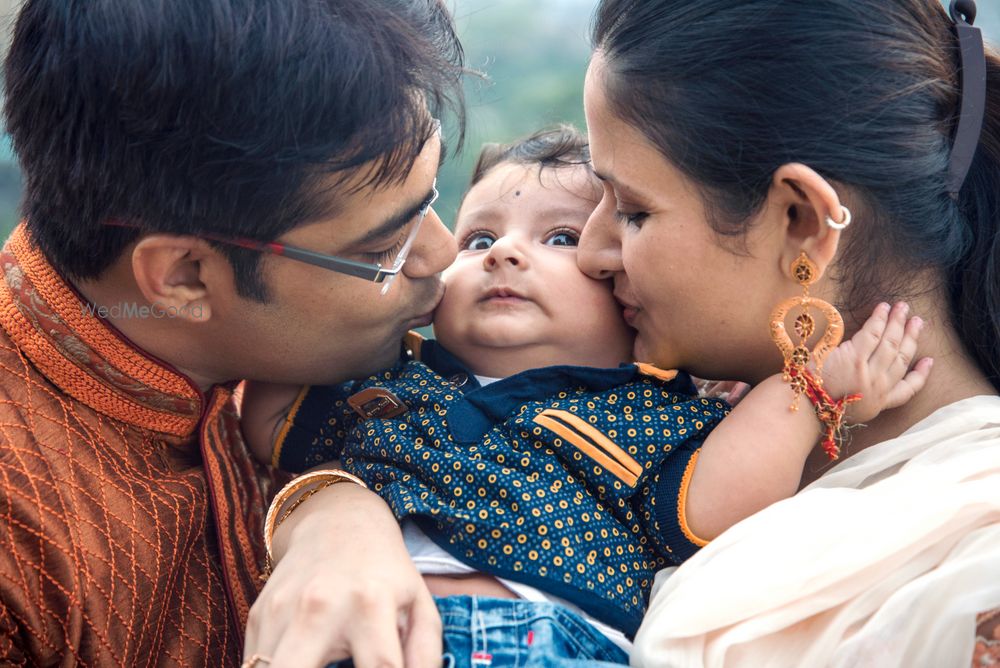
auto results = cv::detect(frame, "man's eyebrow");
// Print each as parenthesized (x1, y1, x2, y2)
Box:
(353, 188, 433, 246)
(350, 132, 445, 246)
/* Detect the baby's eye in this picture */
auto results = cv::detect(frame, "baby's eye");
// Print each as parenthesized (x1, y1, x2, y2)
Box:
(544, 230, 579, 247)
(463, 232, 495, 251)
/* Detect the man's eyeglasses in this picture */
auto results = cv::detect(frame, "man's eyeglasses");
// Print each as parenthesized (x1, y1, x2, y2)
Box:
(105, 179, 439, 296)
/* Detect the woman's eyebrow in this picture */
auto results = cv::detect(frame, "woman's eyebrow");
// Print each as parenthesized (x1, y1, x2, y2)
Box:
(593, 169, 626, 192)
(592, 169, 644, 201)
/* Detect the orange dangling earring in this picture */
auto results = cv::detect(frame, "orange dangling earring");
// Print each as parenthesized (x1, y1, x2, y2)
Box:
(770, 251, 859, 460)
(770, 251, 843, 408)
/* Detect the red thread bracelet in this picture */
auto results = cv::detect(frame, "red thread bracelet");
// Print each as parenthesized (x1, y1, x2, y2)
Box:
(787, 366, 861, 460)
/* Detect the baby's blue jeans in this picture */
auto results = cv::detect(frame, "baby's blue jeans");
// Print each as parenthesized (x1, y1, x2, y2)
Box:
(328, 595, 630, 667)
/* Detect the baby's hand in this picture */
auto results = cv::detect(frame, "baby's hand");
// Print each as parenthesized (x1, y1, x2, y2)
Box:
(820, 302, 932, 424)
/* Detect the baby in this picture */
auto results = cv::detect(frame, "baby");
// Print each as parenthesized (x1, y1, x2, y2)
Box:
(242, 127, 927, 654)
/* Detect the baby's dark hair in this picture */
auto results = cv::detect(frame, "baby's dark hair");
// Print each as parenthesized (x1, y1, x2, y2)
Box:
(468, 125, 592, 188)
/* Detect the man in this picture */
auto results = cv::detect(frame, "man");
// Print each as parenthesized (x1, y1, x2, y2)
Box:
(0, 0, 462, 665)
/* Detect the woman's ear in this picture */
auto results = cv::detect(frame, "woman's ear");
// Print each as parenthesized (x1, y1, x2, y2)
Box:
(767, 163, 849, 281)
(130, 235, 215, 323)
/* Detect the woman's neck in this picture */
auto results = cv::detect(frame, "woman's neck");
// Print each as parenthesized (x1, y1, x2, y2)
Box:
(798, 309, 996, 488)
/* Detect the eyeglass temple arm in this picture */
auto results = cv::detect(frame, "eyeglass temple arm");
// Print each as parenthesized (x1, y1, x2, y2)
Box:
(105, 221, 393, 283)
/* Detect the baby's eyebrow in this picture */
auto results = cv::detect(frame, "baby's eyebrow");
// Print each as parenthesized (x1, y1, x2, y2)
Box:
(536, 206, 593, 222)
(455, 206, 502, 229)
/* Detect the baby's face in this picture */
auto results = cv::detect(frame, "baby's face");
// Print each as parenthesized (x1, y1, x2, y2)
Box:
(433, 162, 634, 377)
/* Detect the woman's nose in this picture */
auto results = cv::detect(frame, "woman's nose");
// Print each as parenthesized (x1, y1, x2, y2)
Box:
(578, 201, 623, 280)
(483, 235, 529, 270)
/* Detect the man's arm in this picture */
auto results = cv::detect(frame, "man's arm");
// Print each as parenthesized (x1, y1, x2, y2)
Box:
(243, 481, 441, 667)
(241, 369, 442, 667)
(0, 594, 27, 666)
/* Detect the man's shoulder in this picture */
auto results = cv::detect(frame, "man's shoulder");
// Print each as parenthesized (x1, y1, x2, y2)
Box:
(0, 327, 90, 467)
(0, 328, 68, 411)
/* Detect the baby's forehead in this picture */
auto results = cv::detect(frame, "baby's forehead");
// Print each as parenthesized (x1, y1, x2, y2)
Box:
(454, 162, 600, 234)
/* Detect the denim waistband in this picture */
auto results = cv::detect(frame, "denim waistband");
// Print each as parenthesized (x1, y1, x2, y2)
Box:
(328, 596, 629, 668)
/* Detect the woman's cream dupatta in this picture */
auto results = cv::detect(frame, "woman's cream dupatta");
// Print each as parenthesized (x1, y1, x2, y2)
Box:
(633, 395, 1000, 668)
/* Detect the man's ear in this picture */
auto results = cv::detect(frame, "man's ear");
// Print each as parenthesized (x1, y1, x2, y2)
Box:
(766, 163, 849, 281)
(130, 235, 215, 323)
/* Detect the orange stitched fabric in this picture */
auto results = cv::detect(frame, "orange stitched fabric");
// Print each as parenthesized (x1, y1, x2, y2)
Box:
(0, 225, 283, 666)
(974, 608, 1000, 666)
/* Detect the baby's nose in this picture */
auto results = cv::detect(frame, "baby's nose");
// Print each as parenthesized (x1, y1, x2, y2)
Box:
(483, 236, 528, 269)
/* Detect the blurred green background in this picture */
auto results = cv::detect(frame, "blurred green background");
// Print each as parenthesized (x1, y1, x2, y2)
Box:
(0, 0, 997, 236)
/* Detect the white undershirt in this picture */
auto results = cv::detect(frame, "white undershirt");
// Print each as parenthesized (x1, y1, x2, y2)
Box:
(403, 521, 632, 653)
(402, 373, 633, 653)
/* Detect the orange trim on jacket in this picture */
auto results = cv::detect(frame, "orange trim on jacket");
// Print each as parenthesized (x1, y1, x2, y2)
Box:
(533, 409, 642, 487)
(677, 450, 710, 547)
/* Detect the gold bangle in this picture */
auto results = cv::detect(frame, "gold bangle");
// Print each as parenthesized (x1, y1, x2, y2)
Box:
(276, 484, 323, 526)
(262, 469, 367, 577)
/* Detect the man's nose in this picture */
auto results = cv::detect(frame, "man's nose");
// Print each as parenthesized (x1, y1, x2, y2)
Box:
(402, 208, 457, 278)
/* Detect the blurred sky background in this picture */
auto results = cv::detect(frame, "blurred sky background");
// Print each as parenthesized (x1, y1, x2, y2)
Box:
(0, 0, 997, 235)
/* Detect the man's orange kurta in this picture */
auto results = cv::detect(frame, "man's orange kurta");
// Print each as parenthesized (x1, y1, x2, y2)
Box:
(0, 224, 281, 666)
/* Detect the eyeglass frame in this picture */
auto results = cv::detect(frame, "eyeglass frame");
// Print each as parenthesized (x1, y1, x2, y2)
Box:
(103, 178, 439, 295)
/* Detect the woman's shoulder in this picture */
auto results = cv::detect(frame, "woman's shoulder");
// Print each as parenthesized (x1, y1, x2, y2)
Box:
(810, 394, 1000, 491)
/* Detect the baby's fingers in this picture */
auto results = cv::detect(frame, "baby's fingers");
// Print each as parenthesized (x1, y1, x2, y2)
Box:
(869, 302, 910, 372)
(852, 302, 891, 360)
(887, 315, 925, 380)
(884, 357, 934, 409)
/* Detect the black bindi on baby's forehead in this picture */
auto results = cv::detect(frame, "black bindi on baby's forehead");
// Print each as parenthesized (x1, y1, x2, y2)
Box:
(515, 190, 521, 197)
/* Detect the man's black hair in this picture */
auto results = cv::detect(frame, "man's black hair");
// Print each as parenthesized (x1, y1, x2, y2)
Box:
(4, 0, 465, 300)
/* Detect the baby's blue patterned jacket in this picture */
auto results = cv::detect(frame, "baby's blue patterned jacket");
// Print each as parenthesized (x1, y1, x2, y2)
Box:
(274, 336, 730, 636)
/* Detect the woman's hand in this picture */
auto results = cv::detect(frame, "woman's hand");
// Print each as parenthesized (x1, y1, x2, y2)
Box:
(243, 482, 442, 668)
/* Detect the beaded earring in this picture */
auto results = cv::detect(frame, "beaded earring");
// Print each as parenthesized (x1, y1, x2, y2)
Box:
(769, 251, 860, 459)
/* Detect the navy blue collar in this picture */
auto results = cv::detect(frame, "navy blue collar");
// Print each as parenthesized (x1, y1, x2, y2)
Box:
(417, 340, 694, 444)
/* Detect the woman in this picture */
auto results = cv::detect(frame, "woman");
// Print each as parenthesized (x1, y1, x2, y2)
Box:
(577, 0, 1000, 665)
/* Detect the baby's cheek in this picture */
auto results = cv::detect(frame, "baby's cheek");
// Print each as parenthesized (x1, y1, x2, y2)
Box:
(581, 286, 634, 361)
(430, 289, 465, 349)
(440, 260, 460, 283)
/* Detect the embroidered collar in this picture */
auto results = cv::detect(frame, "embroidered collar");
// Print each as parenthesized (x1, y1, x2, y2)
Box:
(0, 224, 205, 437)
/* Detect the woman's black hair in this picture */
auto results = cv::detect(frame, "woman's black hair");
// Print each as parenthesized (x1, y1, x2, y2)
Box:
(4, 0, 465, 300)
(593, 0, 1000, 392)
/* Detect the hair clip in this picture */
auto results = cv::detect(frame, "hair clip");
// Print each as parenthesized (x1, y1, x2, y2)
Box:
(946, 0, 986, 199)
